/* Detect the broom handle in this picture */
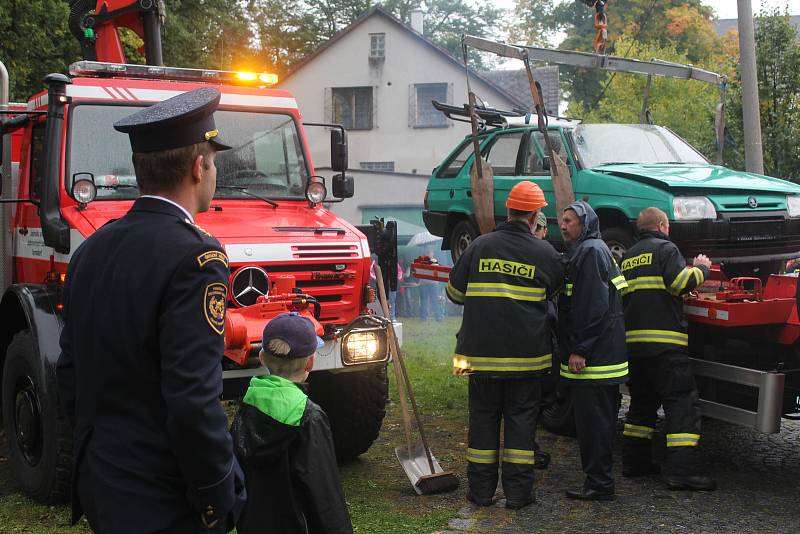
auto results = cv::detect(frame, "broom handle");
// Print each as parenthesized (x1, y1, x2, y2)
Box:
(375, 266, 437, 474)
(374, 266, 414, 454)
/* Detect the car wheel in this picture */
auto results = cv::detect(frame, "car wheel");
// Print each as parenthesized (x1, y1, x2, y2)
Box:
(2, 330, 72, 503)
(449, 220, 479, 263)
(602, 226, 635, 264)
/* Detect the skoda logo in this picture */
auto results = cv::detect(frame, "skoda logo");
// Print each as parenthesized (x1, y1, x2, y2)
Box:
(231, 266, 270, 307)
(748, 196, 758, 208)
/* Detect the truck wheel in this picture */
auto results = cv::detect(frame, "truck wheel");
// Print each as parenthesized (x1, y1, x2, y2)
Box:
(450, 220, 479, 263)
(540, 387, 576, 437)
(2, 330, 72, 503)
(602, 226, 635, 264)
(308, 365, 388, 460)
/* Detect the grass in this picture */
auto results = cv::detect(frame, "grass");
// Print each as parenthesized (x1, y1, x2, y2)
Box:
(0, 316, 467, 533)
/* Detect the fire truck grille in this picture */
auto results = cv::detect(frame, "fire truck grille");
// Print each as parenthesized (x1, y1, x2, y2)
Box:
(291, 244, 360, 259)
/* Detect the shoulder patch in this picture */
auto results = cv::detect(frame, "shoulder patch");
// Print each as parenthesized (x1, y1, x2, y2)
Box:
(183, 218, 213, 238)
(204, 283, 227, 335)
(197, 250, 228, 268)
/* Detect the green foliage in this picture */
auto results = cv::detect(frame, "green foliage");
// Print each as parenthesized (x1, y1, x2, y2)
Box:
(0, 0, 80, 101)
(725, 7, 800, 181)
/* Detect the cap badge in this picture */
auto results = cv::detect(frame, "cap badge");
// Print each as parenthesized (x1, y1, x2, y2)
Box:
(204, 129, 219, 141)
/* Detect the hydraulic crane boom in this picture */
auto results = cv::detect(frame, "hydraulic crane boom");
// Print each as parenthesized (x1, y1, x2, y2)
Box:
(68, 0, 164, 65)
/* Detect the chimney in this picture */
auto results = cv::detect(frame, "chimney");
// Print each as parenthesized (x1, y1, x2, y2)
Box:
(410, 8, 424, 34)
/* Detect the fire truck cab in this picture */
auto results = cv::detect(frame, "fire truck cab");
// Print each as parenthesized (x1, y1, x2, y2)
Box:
(0, 59, 398, 502)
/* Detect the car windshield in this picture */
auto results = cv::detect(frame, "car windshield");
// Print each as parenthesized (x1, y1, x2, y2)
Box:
(570, 124, 708, 168)
(68, 104, 310, 200)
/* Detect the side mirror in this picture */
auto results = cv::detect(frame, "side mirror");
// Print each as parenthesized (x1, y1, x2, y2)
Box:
(331, 128, 348, 172)
(332, 173, 354, 199)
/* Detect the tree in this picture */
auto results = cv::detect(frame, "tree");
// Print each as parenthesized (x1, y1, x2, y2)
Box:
(0, 0, 80, 101)
(725, 7, 800, 181)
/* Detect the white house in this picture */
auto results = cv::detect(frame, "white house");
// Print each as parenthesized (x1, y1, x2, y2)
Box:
(279, 5, 528, 240)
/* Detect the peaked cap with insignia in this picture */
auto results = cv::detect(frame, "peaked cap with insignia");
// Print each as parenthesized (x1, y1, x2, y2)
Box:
(113, 87, 231, 153)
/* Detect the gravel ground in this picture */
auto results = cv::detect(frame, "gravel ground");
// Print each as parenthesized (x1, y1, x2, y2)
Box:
(438, 410, 800, 534)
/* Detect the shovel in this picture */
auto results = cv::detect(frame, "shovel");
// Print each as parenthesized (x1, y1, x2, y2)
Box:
(374, 265, 459, 495)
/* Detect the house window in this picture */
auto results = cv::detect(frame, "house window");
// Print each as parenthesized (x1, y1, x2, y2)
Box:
(333, 87, 373, 130)
(360, 161, 395, 172)
(414, 83, 448, 128)
(370, 33, 385, 59)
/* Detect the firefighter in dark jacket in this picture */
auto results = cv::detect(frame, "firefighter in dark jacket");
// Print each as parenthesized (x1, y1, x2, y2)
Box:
(231, 312, 353, 534)
(558, 200, 628, 501)
(620, 207, 716, 491)
(447, 181, 564, 509)
(57, 88, 246, 533)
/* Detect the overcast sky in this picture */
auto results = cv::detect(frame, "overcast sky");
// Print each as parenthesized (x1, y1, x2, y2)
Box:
(490, 0, 799, 18)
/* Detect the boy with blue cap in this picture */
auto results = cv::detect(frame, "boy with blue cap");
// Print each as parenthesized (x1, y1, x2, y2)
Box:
(231, 312, 353, 534)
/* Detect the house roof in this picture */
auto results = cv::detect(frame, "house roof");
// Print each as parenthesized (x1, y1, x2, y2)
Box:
(714, 15, 800, 36)
(281, 4, 526, 109)
(481, 66, 560, 116)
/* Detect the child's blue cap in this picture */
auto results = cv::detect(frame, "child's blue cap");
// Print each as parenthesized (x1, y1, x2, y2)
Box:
(262, 312, 324, 359)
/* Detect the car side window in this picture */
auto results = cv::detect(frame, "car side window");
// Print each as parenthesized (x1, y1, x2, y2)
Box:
(483, 132, 523, 176)
(436, 141, 473, 178)
(526, 131, 566, 175)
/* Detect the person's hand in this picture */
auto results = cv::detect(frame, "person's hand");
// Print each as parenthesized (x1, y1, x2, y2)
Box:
(693, 254, 711, 269)
(787, 258, 800, 271)
(568, 354, 586, 374)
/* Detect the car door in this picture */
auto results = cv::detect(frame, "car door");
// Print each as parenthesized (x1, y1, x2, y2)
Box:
(521, 128, 574, 238)
(479, 130, 526, 223)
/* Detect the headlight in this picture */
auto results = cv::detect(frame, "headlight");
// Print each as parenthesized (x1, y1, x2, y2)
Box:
(342, 329, 388, 365)
(305, 179, 327, 204)
(672, 197, 717, 220)
(72, 179, 97, 204)
(787, 195, 800, 217)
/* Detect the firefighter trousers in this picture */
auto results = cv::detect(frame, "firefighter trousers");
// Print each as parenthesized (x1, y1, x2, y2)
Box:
(467, 376, 540, 503)
(572, 384, 618, 493)
(623, 350, 703, 476)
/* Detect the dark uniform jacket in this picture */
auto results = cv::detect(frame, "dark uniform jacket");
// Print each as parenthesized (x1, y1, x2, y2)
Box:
(558, 201, 628, 386)
(231, 375, 353, 534)
(57, 197, 246, 533)
(621, 230, 709, 358)
(446, 220, 565, 376)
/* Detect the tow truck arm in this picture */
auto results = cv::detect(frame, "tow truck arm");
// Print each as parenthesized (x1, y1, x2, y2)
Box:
(68, 0, 164, 65)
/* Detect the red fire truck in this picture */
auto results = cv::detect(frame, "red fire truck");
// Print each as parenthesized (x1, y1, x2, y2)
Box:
(0, 0, 397, 502)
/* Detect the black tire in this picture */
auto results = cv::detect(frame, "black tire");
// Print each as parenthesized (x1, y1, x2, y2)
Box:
(540, 385, 576, 437)
(2, 330, 72, 503)
(307, 365, 388, 461)
(449, 220, 479, 263)
(601, 226, 636, 264)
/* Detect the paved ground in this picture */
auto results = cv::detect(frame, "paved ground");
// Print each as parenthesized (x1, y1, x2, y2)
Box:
(439, 413, 800, 534)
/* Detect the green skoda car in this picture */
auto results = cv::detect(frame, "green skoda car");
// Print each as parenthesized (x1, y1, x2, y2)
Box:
(423, 121, 800, 277)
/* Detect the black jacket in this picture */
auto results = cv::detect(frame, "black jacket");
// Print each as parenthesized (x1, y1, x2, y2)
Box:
(447, 220, 565, 377)
(57, 197, 245, 533)
(231, 376, 353, 534)
(621, 230, 709, 357)
(558, 201, 628, 386)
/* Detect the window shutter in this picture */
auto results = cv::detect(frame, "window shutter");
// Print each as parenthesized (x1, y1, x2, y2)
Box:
(372, 85, 378, 129)
(408, 84, 416, 128)
(324, 87, 333, 123)
(447, 83, 454, 127)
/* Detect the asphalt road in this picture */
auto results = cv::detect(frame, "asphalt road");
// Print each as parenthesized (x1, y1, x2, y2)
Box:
(439, 413, 800, 534)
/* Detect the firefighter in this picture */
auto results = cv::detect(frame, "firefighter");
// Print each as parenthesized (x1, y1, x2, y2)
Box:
(57, 88, 246, 533)
(558, 200, 628, 501)
(447, 181, 564, 509)
(620, 207, 716, 491)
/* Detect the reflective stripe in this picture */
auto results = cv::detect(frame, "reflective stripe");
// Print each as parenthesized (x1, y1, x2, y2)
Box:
(465, 282, 546, 302)
(611, 275, 628, 291)
(623, 423, 655, 440)
(669, 267, 704, 295)
(621, 276, 667, 295)
(564, 283, 573, 296)
(446, 282, 465, 303)
(666, 433, 700, 447)
(625, 329, 688, 346)
(503, 448, 535, 465)
(467, 448, 499, 464)
(453, 353, 552, 372)
(559, 361, 628, 380)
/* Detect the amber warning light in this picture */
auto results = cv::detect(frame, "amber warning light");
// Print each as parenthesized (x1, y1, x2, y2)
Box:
(69, 61, 279, 86)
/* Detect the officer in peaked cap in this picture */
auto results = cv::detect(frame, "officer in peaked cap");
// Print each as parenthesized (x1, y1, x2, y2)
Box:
(58, 87, 246, 533)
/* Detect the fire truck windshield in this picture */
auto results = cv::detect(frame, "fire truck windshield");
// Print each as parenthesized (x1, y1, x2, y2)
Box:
(68, 104, 310, 200)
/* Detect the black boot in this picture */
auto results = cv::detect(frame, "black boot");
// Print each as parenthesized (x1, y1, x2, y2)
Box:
(664, 474, 716, 491)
